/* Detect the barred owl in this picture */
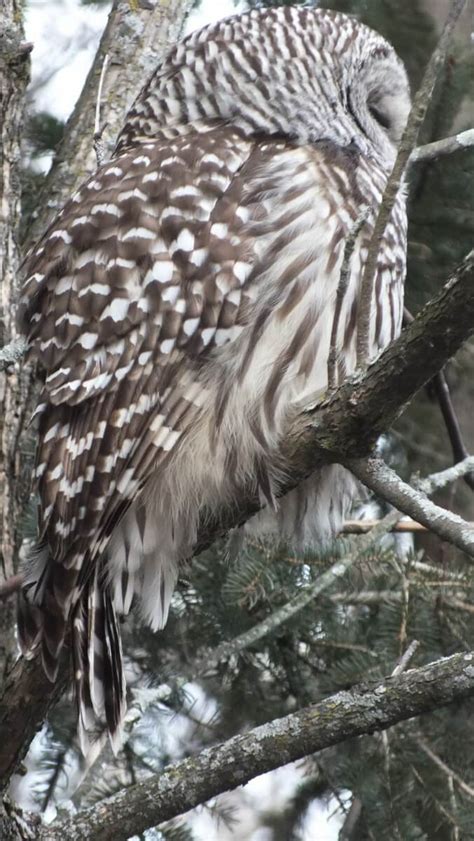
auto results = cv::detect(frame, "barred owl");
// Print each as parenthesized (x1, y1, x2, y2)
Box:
(18, 6, 410, 750)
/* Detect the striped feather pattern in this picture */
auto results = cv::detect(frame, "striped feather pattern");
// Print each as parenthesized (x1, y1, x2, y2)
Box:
(18, 6, 410, 749)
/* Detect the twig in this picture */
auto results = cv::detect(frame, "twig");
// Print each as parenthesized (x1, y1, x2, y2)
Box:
(93, 53, 110, 168)
(416, 737, 474, 799)
(328, 209, 370, 389)
(415, 457, 474, 496)
(356, 0, 468, 367)
(342, 519, 429, 533)
(409, 128, 474, 165)
(346, 457, 474, 558)
(433, 372, 474, 490)
(37, 651, 474, 841)
(391, 640, 420, 676)
(403, 305, 474, 491)
(338, 797, 363, 841)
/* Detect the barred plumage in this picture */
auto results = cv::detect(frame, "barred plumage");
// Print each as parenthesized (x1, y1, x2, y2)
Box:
(18, 6, 410, 751)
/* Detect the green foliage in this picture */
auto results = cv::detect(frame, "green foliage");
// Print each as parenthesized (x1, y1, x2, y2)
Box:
(21, 111, 65, 237)
(24, 111, 65, 158)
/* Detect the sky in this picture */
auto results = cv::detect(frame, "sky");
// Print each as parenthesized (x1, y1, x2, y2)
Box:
(21, 2, 345, 838)
(25, 0, 239, 122)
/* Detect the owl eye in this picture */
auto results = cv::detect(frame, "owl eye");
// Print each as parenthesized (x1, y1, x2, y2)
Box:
(368, 103, 391, 131)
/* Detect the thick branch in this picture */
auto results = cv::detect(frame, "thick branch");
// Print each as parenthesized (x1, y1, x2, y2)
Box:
(0, 0, 31, 681)
(26, 0, 194, 246)
(39, 652, 474, 841)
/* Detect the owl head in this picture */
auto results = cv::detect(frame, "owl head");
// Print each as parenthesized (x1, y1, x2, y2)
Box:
(118, 7, 411, 168)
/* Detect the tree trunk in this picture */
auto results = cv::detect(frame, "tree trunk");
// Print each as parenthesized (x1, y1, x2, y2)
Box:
(0, 0, 31, 681)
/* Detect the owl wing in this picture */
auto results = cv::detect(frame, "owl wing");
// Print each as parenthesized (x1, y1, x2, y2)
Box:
(19, 128, 377, 745)
(19, 125, 258, 675)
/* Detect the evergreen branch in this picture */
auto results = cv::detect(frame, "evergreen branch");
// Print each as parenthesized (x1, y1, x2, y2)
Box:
(409, 128, 474, 165)
(190, 510, 399, 678)
(37, 651, 474, 841)
(415, 738, 474, 799)
(356, 0, 468, 367)
(345, 457, 474, 557)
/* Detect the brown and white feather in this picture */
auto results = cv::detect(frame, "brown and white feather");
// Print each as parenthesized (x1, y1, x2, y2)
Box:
(18, 6, 410, 750)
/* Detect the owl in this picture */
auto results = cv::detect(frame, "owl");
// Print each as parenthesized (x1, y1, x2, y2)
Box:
(18, 6, 410, 751)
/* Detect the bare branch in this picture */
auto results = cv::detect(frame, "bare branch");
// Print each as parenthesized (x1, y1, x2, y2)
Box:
(415, 457, 474, 496)
(37, 652, 474, 841)
(416, 738, 474, 799)
(356, 0, 468, 366)
(93, 53, 110, 168)
(343, 519, 427, 533)
(391, 640, 420, 676)
(346, 457, 474, 557)
(328, 209, 370, 389)
(409, 128, 474, 165)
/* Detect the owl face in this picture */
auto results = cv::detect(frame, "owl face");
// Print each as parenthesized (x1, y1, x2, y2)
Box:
(345, 45, 411, 161)
(118, 7, 411, 170)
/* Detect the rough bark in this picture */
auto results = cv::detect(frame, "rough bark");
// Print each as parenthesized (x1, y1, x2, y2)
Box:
(38, 651, 474, 841)
(1, 249, 473, 792)
(26, 0, 195, 247)
(0, 0, 31, 681)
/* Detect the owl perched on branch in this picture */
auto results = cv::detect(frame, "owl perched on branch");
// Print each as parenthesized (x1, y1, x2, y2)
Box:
(18, 6, 410, 750)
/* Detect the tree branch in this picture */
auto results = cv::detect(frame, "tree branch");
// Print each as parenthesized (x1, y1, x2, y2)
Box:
(346, 457, 474, 557)
(190, 510, 400, 679)
(356, 0, 468, 366)
(0, 0, 31, 687)
(409, 128, 474, 165)
(26, 0, 195, 246)
(37, 652, 474, 841)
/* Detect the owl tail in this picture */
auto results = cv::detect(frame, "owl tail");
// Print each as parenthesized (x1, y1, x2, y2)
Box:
(17, 542, 75, 679)
(73, 572, 126, 755)
(18, 546, 126, 754)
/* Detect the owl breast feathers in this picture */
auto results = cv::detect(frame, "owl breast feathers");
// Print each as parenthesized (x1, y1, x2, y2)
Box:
(18, 5, 410, 750)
